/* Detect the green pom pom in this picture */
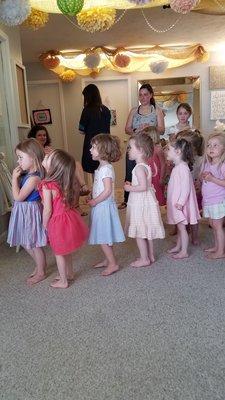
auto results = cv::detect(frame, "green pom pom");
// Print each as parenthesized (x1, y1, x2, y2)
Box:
(57, 0, 84, 16)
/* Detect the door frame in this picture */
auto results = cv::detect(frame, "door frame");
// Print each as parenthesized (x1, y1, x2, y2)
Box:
(27, 79, 68, 150)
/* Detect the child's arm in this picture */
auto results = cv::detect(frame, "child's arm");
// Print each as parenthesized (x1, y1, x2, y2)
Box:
(176, 168, 191, 210)
(12, 167, 40, 201)
(203, 172, 225, 187)
(124, 165, 147, 192)
(88, 177, 112, 207)
(42, 188, 53, 229)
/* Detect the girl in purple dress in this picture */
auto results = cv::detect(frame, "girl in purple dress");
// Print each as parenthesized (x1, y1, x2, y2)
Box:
(7, 139, 47, 284)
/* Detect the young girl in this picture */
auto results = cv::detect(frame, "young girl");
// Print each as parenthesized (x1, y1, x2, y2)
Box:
(147, 127, 167, 206)
(125, 133, 165, 267)
(88, 134, 125, 276)
(39, 149, 89, 288)
(167, 103, 193, 140)
(166, 138, 200, 259)
(201, 132, 225, 259)
(7, 139, 47, 284)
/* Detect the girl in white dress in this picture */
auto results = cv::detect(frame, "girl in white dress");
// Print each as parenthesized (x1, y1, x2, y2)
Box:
(125, 133, 165, 268)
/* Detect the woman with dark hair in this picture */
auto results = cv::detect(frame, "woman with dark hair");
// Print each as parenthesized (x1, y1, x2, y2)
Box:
(79, 84, 111, 175)
(119, 83, 165, 209)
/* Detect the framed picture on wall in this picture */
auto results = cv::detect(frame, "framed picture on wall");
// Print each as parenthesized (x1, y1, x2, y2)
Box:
(12, 61, 30, 128)
(32, 108, 52, 125)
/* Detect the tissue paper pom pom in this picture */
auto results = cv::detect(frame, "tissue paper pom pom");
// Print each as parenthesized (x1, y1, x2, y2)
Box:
(0, 0, 30, 26)
(128, 0, 151, 4)
(150, 60, 168, 74)
(170, 0, 199, 14)
(77, 7, 116, 33)
(42, 55, 60, 69)
(57, 0, 84, 16)
(115, 54, 130, 68)
(59, 70, 76, 82)
(90, 70, 99, 79)
(23, 8, 49, 30)
(84, 53, 101, 69)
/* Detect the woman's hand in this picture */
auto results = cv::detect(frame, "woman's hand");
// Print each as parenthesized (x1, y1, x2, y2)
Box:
(12, 166, 22, 179)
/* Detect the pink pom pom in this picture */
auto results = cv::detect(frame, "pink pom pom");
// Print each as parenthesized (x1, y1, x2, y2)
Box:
(170, 0, 199, 14)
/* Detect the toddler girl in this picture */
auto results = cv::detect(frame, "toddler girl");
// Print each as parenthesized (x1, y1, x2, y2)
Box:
(88, 134, 125, 276)
(125, 133, 165, 267)
(201, 132, 225, 259)
(7, 139, 47, 284)
(40, 149, 89, 288)
(148, 127, 167, 206)
(166, 138, 200, 259)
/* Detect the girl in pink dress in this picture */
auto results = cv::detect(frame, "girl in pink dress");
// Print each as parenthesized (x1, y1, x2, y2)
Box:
(201, 132, 225, 259)
(39, 149, 89, 289)
(166, 138, 200, 259)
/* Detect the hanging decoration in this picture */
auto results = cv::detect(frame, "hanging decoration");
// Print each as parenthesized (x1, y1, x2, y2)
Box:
(59, 69, 76, 82)
(57, 0, 84, 16)
(23, 8, 49, 29)
(177, 93, 188, 102)
(77, 7, 116, 33)
(39, 50, 61, 69)
(90, 70, 99, 79)
(170, 0, 200, 14)
(150, 60, 169, 74)
(0, 0, 31, 26)
(84, 52, 101, 69)
(128, 0, 151, 4)
(114, 53, 131, 68)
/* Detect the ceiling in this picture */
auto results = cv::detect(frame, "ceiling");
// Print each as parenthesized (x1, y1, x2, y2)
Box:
(20, 6, 225, 64)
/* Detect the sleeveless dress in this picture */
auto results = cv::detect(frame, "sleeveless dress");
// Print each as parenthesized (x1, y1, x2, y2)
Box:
(125, 163, 165, 240)
(7, 172, 47, 249)
(132, 105, 157, 130)
(167, 162, 200, 225)
(89, 164, 125, 245)
(39, 181, 89, 255)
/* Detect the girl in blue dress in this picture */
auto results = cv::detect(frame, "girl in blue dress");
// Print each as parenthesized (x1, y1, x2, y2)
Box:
(88, 134, 125, 276)
(7, 139, 47, 284)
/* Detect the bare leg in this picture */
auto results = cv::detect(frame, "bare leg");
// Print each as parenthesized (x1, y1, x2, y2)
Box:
(148, 239, 155, 263)
(93, 259, 108, 268)
(50, 255, 69, 288)
(172, 222, 189, 259)
(54, 255, 74, 281)
(26, 247, 47, 284)
(130, 238, 150, 267)
(207, 218, 225, 259)
(100, 244, 119, 276)
(191, 223, 199, 245)
(167, 228, 181, 254)
(205, 218, 217, 252)
(24, 248, 37, 277)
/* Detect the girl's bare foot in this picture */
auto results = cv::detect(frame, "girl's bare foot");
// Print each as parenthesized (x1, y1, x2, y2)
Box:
(50, 279, 68, 289)
(54, 273, 75, 281)
(167, 247, 180, 254)
(28, 267, 38, 278)
(101, 264, 119, 276)
(172, 252, 189, 259)
(27, 273, 46, 285)
(93, 259, 108, 268)
(149, 256, 155, 263)
(204, 247, 217, 253)
(206, 252, 225, 260)
(130, 258, 150, 268)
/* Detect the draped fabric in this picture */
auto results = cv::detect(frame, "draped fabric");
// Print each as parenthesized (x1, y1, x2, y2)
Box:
(0, 153, 13, 215)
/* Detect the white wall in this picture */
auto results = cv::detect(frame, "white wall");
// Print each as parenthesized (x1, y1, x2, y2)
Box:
(26, 50, 223, 162)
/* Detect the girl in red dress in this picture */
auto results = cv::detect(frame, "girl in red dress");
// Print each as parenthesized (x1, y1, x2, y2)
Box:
(39, 149, 89, 289)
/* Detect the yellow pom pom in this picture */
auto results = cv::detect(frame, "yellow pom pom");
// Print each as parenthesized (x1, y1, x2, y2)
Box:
(77, 7, 116, 33)
(23, 8, 49, 30)
(59, 70, 76, 82)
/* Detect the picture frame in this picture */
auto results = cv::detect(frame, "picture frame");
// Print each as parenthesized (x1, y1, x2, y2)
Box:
(32, 108, 52, 125)
(12, 61, 30, 128)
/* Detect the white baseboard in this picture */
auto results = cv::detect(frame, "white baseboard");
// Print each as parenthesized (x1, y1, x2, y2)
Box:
(0, 231, 7, 244)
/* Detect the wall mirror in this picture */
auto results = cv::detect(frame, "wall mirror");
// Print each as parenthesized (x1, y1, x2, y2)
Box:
(138, 76, 200, 136)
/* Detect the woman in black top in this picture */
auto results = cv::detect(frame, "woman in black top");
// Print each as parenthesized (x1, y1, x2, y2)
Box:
(79, 84, 111, 174)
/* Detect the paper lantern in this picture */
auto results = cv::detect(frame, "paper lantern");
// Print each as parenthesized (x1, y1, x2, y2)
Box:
(57, 0, 84, 16)
(170, 0, 199, 14)
(84, 53, 101, 69)
(77, 7, 116, 33)
(150, 60, 168, 74)
(115, 53, 130, 68)
(23, 8, 49, 30)
(0, 0, 30, 26)
(59, 69, 76, 82)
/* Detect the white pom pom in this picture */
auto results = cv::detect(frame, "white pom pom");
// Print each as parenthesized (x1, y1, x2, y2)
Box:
(128, 0, 151, 4)
(150, 60, 168, 74)
(84, 53, 101, 69)
(0, 0, 31, 26)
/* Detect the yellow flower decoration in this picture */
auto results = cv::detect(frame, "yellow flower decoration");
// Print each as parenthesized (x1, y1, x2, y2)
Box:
(59, 69, 76, 82)
(77, 7, 116, 33)
(23, 8, 49, 30)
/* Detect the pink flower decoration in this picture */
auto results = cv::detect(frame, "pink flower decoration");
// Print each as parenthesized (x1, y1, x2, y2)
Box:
(170, 0, 199, 14)
(115, 54, 130, 68)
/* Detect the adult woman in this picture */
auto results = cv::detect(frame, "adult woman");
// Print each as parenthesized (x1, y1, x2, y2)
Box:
(28, 125, 89, 215)
(79, 84, 111, 175)
(119, 83, 165, 209)
(167, 103, 193, 140)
